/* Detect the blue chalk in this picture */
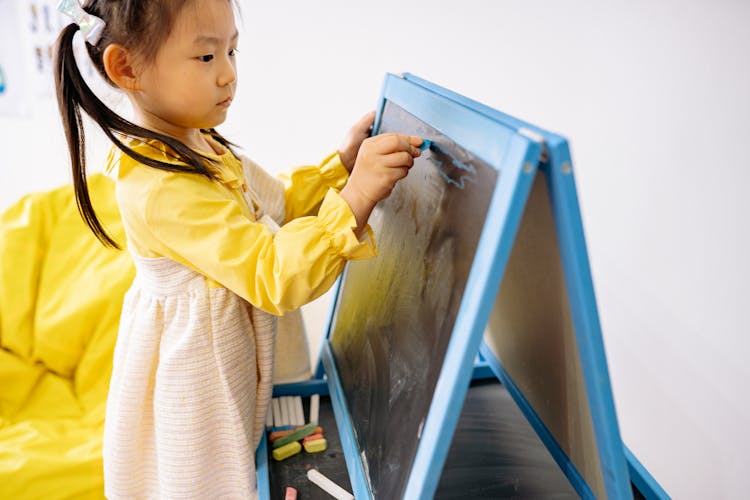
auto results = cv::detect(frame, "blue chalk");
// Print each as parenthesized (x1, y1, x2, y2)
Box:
(269, 425, 294, 432)
(419, 138, 432, 151)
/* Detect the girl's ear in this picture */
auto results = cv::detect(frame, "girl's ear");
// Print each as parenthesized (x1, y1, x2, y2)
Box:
(102, 44, 139, 90)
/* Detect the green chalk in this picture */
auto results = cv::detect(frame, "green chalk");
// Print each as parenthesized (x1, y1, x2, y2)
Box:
(272, 422, 318, 449)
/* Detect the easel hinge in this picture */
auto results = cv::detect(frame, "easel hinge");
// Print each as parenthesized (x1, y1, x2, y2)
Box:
(517, 127, 549, 164)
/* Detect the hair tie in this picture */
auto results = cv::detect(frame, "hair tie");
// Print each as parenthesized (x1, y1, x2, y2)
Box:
(57, 0, 106, 45)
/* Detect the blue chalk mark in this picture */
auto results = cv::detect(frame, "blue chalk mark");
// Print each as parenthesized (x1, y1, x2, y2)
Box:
(436, 169, 475, 189)
(0, 65, 6, 94)
(426, 142, 477, 190)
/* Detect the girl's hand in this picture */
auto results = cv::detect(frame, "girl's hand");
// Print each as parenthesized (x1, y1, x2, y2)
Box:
(340, 133, 424, 231)
(338, 111, 376, 172)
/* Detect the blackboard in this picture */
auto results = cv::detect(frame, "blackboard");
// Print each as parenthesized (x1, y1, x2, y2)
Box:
(329, 101, 498, 499)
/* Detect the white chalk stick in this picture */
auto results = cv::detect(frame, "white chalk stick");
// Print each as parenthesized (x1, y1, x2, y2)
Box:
(286, 396, 295, 426)
(288, 396, 297, 426)
(293, 396, 304, 426)
(280, 397, 290, 427)
(285, 396, 295, 426)
(307, 469, 353, 500)
(272, 398, 282, 427)
(310, 393, 320, 426)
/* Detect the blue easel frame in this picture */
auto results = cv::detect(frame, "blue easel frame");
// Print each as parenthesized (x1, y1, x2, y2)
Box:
(256, 73, 669, 500)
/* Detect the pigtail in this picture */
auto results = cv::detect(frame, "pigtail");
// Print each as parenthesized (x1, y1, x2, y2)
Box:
(55, 23, 120, 248)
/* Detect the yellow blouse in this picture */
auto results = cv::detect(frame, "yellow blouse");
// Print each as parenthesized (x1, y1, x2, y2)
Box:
(105, 136, 376, 315)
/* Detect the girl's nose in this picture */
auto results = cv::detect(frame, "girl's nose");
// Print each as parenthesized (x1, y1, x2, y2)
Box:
(218, 57, 237, 87)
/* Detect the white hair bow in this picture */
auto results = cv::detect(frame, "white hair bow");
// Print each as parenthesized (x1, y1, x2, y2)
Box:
(57, 0, 106, 45)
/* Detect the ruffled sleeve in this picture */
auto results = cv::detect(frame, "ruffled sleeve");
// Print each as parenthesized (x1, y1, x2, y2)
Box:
(133, 169, 375, 315)
(278, 152, 350, 221)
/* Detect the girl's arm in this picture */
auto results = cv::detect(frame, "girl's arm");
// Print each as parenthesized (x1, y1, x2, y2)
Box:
(132, 170, 373, 316)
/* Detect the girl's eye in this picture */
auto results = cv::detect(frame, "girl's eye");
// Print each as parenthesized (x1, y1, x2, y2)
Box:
(198, 54, 214, 62)
(229, 48, 238, 57)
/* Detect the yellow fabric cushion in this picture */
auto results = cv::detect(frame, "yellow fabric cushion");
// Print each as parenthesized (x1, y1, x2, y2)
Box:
(0, 183, 65, 359)
(34, 175, 131, 380)
(0, 174, 134, 500)
(0, 417, 105, 500)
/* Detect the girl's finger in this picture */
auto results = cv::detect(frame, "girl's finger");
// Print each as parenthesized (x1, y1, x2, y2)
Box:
(369, 133, 422, 154)
(358, 111, 375, 130)
(409, 135, 424, 148)
(382, 151, 415, 168)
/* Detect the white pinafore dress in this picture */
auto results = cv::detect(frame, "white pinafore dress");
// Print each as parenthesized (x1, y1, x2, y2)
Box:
(104, 157, 298, 500)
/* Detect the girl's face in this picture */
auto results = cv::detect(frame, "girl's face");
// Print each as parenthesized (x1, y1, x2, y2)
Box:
(131, 0, 238, 136)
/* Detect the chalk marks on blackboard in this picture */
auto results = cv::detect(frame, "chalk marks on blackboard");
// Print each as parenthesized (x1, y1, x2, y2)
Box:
(425, 142, 478, 190)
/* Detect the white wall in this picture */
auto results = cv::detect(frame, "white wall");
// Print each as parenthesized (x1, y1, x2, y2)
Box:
(2, 1, 748, 498)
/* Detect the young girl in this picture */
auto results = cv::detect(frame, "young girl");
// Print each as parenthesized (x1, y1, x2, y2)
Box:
(54, 0, 422, 498)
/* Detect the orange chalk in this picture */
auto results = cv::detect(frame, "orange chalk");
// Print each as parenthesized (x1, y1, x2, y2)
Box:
(269, 429, 294, 442)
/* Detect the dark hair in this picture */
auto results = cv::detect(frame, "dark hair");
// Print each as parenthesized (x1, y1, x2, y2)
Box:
(54, 0, 236, 248)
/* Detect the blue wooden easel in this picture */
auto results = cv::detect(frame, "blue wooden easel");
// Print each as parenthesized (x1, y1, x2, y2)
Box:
(257, 73, 669, 500)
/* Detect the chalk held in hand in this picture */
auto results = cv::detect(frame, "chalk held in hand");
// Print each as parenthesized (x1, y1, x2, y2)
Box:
(419, 138, 432, 151)
(307, 469, 354, 500)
